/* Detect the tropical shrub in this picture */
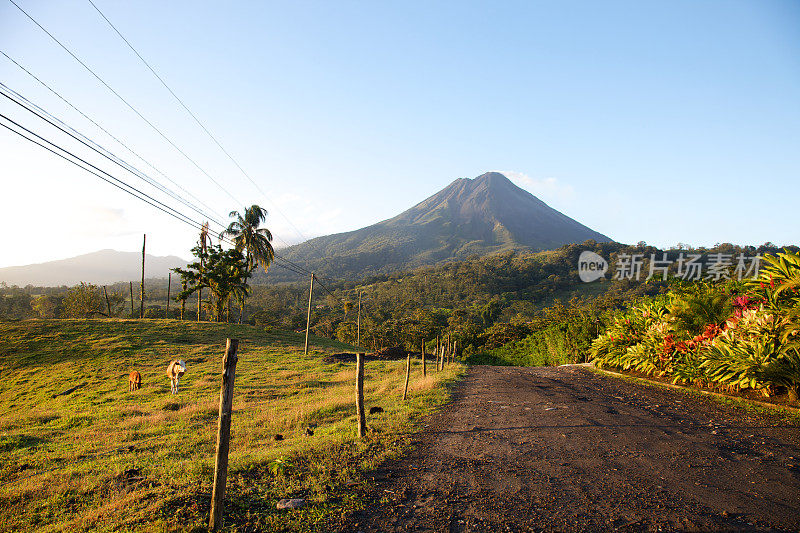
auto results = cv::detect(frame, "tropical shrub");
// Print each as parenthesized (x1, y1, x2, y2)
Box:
(591, 253, 800, 402)
(748, 251, 800, 309)
(701, 310, 782, 395)
(590, 297, 669, 370)
(667, 282, 732, 336)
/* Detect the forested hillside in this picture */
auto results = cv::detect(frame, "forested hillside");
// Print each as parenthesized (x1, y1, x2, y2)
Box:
(3, 241, 793, 361)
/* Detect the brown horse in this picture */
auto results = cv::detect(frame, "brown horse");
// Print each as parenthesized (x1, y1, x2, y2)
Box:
(128, 371, 142, 392)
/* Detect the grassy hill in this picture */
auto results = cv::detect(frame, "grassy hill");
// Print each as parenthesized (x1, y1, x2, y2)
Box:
(0, 319, 463, 532)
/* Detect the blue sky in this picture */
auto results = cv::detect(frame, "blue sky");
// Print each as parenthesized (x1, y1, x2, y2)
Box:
(1, 0, 798, 267)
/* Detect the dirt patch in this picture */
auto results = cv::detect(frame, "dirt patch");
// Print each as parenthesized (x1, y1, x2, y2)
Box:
(337, 366, 800, 532)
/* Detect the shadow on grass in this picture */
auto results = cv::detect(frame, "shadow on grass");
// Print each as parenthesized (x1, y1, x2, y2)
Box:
(0, 433, 47, 452)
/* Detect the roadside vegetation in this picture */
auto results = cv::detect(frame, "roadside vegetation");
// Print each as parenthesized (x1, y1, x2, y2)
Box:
(591, 251, 800, 404)
(0, 319, 463, 532)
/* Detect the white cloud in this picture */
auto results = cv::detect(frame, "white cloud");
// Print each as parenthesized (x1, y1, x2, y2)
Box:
(498, 170, 575, 205)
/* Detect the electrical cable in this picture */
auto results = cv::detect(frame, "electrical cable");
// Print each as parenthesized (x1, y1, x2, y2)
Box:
(83, 0, 339, 266)
(7, 0, 243, 206)
(0, 50, 227, 226)
(0, 83, 227, 231)
(0, 113, 212, 234)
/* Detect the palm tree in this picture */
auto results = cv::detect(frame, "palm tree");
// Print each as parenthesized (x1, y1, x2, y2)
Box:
(221, 205, 275, 322)
(221, 205, 275, 271)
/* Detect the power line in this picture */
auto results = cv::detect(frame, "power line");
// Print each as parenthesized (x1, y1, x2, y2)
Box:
(313, 275, 338, 298)
(0, 113, 213, 235)
(84, 0, 339, 266)
(8, 0, 243, 206)
(85, 0, 253, 196)
(1, 94, 321, 285)
(271, 254, 315, 277)
(1, 86, 324, 283)
(0, 113, 307, 281)
(271, 257, 313, 278)
(0, 50, 227, 226)
(0, 82, 227, 231)
(3, 36, 338, 291)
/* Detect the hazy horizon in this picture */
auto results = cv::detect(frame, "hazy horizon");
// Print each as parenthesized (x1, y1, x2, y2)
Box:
(2, 1, 798, 268)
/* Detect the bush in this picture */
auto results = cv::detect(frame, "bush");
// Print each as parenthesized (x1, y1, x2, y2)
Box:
(590, 254, 800, 401)
(61, 283, 104, 318)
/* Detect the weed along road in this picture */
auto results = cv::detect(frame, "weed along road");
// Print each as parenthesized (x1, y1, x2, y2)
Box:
(342, 366, 800, 532)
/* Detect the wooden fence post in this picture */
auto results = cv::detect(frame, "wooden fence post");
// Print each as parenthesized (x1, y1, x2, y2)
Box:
(403, 352, 411, 401)
(447, 337, 452, 365)
(357, 290, 362, 348)
(209, 338, 239, 531)
(304, 273, 314, 355)
(355, 353, 366, 438)
(421, 340, 426, 377)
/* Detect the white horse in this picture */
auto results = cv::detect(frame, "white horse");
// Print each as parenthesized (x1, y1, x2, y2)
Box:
(166, 359, 186, 394)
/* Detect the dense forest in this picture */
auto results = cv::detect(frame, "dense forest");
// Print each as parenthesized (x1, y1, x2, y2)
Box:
(2, 241, 792, 362)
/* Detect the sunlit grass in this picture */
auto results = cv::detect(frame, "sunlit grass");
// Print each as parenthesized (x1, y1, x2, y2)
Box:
(0, 319, 464, 532)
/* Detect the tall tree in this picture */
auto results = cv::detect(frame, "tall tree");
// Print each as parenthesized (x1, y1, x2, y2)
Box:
(221, 205, 275, 272)
(173, 244, 250, 322)
(221, 205, 275, 322)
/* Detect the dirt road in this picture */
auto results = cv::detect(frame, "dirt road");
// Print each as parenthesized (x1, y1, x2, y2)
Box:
(341, 366, 800, 532)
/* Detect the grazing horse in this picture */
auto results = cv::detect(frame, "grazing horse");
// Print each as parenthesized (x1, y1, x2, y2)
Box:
(128, 371, 141, 392)
(166, 359, 186, 394)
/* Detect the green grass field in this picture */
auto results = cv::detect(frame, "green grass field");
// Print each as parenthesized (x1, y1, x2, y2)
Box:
(0, 319, 464, 532)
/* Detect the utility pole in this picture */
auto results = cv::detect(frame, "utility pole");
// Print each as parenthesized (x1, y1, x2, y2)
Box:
(140, 234, 146, 319)
(198, 222, 208, 322)
(357, 290, 362, 348)
(166, 272, 171, 318)
(304, 273, 315, 355)
(129, 282, 134, 317)
(103, 286, 111, 316)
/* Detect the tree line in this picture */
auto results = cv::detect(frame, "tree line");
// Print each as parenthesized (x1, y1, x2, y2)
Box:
(1, 236, 794, 362)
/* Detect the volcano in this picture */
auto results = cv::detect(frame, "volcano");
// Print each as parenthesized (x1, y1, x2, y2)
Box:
(269, 171, 611, 281)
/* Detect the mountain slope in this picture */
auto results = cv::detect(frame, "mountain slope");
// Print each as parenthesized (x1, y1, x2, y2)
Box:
(267, 172, 610, 281)
(0, 250, 188, 287)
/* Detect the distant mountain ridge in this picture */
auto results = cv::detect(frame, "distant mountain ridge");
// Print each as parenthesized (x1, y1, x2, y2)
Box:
(266, 172, 611, 282)
(2, 173, 611, 287)
(0, 250, 188, 287)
